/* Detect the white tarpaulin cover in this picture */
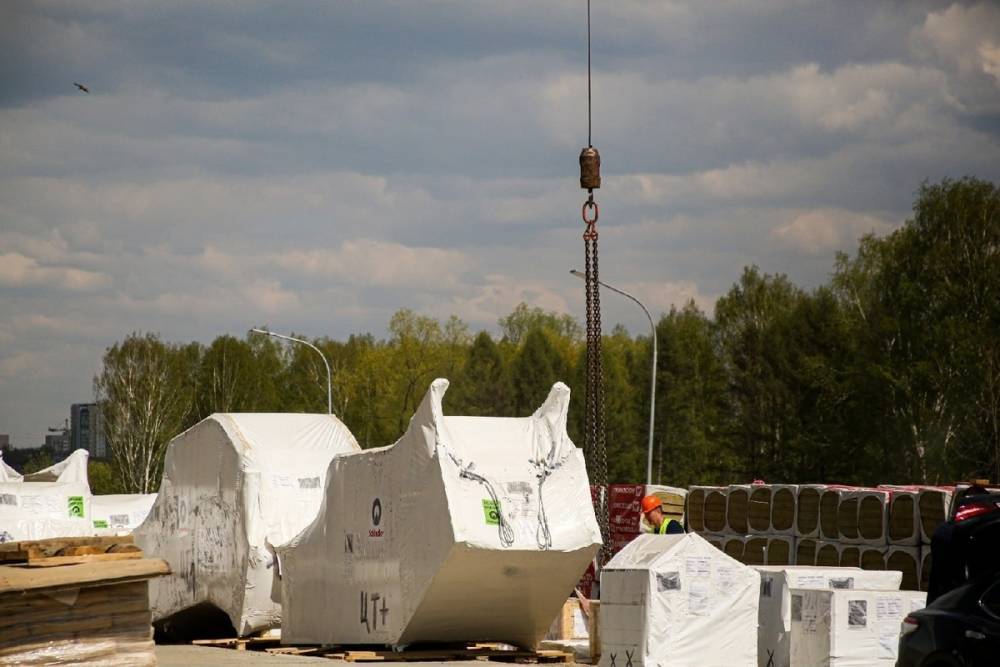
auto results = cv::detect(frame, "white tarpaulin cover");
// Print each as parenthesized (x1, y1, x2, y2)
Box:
(0, 454, 21, 482)
(754, 566, 902, 667)
(0, 480, 92, 542)
(22, 449, 91, 488)
(789, 588, 926, 666)
(599, 533, 760, 667)
(134, 412, 361, 636)
(280, 379, 601, 648)
(90, 493, 157, 535)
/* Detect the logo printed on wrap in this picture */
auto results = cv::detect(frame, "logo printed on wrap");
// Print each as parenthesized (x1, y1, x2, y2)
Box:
(68, 495, 84, 518)
(482, 499, 501, 526)
(369, 498, 384, 538)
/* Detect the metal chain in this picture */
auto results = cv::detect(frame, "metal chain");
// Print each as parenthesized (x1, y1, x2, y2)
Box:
(583, 194, 610, 565)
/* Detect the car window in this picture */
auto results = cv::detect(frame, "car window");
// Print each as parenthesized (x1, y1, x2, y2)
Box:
(981, 580, 1000, 619)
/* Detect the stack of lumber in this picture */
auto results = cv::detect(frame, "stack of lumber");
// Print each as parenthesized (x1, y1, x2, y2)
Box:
(0, 536, 169, 666)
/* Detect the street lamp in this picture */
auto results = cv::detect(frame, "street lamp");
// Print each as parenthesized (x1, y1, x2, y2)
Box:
(571, 270, 657, 485)
(249, 328, 332, 415)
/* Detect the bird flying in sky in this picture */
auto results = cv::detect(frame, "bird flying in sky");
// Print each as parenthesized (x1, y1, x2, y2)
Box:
(74, 82, 89, 93)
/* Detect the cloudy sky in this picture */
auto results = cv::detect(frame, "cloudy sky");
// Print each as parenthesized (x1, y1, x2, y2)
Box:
(2, 1, 1000, 446)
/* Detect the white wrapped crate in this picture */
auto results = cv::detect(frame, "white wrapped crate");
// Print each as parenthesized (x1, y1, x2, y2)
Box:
(754, 566, 901, 667)
(90, 493, 157, 535)
(21, 449, 91, 487)
(789, 588, 926, 666)
(134, 412, 361, 636)
(280, 380, 602, 648)
(599, 533, 759, 667)
(0, 479, 93, 541)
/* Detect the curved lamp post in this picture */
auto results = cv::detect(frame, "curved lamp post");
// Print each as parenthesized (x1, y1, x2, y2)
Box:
(250, 328, 332, 415)
(571, 270, 657, 485)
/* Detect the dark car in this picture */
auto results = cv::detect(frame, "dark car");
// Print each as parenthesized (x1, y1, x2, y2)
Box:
(897, 491, 1000, 666)
(896, 574, 1000, 667)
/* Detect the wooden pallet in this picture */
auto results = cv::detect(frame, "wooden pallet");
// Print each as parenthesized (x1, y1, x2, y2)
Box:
(196, 639, 573, 663)
(0, 536, 142, 567)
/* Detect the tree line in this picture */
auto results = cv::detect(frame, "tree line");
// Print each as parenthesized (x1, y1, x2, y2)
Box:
(89, 178, 999, 493)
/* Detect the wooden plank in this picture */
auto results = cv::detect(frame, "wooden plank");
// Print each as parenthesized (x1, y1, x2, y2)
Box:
(24, 551, 144, 568)
(0, 558, 169, 595)
(0, 535, 135, 560)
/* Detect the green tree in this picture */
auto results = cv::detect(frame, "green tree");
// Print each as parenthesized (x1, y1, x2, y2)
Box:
(88, 460, 124, 494)
(499, 303, 582, 345)
(511, 328, 566, 415)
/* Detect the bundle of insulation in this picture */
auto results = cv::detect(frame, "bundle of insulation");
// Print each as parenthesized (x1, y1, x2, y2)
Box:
(0, 480, 92, 542)
(885, 546, 921, 590)
(768, 484, 798, 536)
(755, 566, 902, 667)
(90, 493, 157, 535)
(879, 485, 922, 546)
(279, 380, 602, 648)
(794, 485, 826, 539)
(687, 486, 727, 534)
(917, 487, 953, 543)
(789, 588, 926, 666)
(133, 412, 361, 636)
(599, 533, 759, 667)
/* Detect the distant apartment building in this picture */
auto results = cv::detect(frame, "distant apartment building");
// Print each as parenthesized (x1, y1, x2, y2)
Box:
(71, 403, 108, 459)
(45, 431, 71, 456)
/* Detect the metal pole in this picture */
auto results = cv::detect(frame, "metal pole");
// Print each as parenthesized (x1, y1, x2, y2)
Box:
(571, 270, 657, 485)
(250, 328, 332, 415)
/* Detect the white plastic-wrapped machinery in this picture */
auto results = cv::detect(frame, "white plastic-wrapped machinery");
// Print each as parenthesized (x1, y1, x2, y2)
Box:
(134, 412, 361, 636)
(789, 588, 926, 666)
(90, 493, 157, 535)
(754, 566, 902, 667)
(0, 479, 92, 542)
(280, 379, 602, 648)
(599, 533, 760, 667)
(21, 448, 91, 486)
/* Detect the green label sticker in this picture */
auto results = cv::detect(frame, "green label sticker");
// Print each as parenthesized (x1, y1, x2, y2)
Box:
(68, 496, 85, 518)
(93, 519, 108, 528)
(482, 499, 500, 526)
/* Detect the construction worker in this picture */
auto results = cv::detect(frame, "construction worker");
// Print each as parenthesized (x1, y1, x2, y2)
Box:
(641, 495, 684, 534)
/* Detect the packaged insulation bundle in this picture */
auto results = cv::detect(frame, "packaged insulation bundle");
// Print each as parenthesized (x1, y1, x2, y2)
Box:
(279, 380, 602, 648)
(885, 546, 921, 590)
(754, 566, 902, 667)
(726, 485, 751, 535)
(599, 533, 759, 667)
(768, 485, 798, 536)
(788, 588, 926, 666)
(795, 485, 826, 539)
(134, 412, 361, 636)
(686, 485, 728, 534)
(917, 487, 953, 542)
(879, 485, 921, 546)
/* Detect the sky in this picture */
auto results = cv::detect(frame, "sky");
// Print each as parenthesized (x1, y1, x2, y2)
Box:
(2, 1, 1000, 447)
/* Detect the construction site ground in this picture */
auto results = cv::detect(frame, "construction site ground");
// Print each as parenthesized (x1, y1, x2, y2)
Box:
(155, 646, 585, 667)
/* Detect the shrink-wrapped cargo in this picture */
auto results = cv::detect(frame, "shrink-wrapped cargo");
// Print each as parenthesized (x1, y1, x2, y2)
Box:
(599, 533, 759, 667)
(814, 541, 842, 567)
(280, 380, 602, 648)
(21, 449, 90, 487)
(134, 412, 361, 636)
(0, 480, 92, 541)
(837, 488, 889, 545)
(789, 588, 926, 666)
(754, 566, 902, 667)
(90, 493, 157, 535)
(765, 536, 796, 565)
(0, 454, 21, 482)
(795, 538, 818, 566)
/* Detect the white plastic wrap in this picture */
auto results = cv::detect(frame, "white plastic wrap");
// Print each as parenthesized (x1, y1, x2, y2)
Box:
(754, 566, 902, 667)
(599, 533, 760, 667)
(789, 588, 926, 666)
(22, 449, 91, 488)
(0, 480, 93, 542)
(133, 412, 361, 636)
(280, 379, 602, 648)
(90, 494, 157, 535)
(0, 454, 21, 482)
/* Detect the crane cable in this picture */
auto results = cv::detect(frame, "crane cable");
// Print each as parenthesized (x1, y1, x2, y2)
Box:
(579, 0, 610, 567)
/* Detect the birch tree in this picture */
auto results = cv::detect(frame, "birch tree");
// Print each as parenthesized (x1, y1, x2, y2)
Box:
(94, 333, 197, 493)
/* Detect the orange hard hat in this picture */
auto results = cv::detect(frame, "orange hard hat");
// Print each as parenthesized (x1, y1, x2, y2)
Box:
(640, 495, 661, 514)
